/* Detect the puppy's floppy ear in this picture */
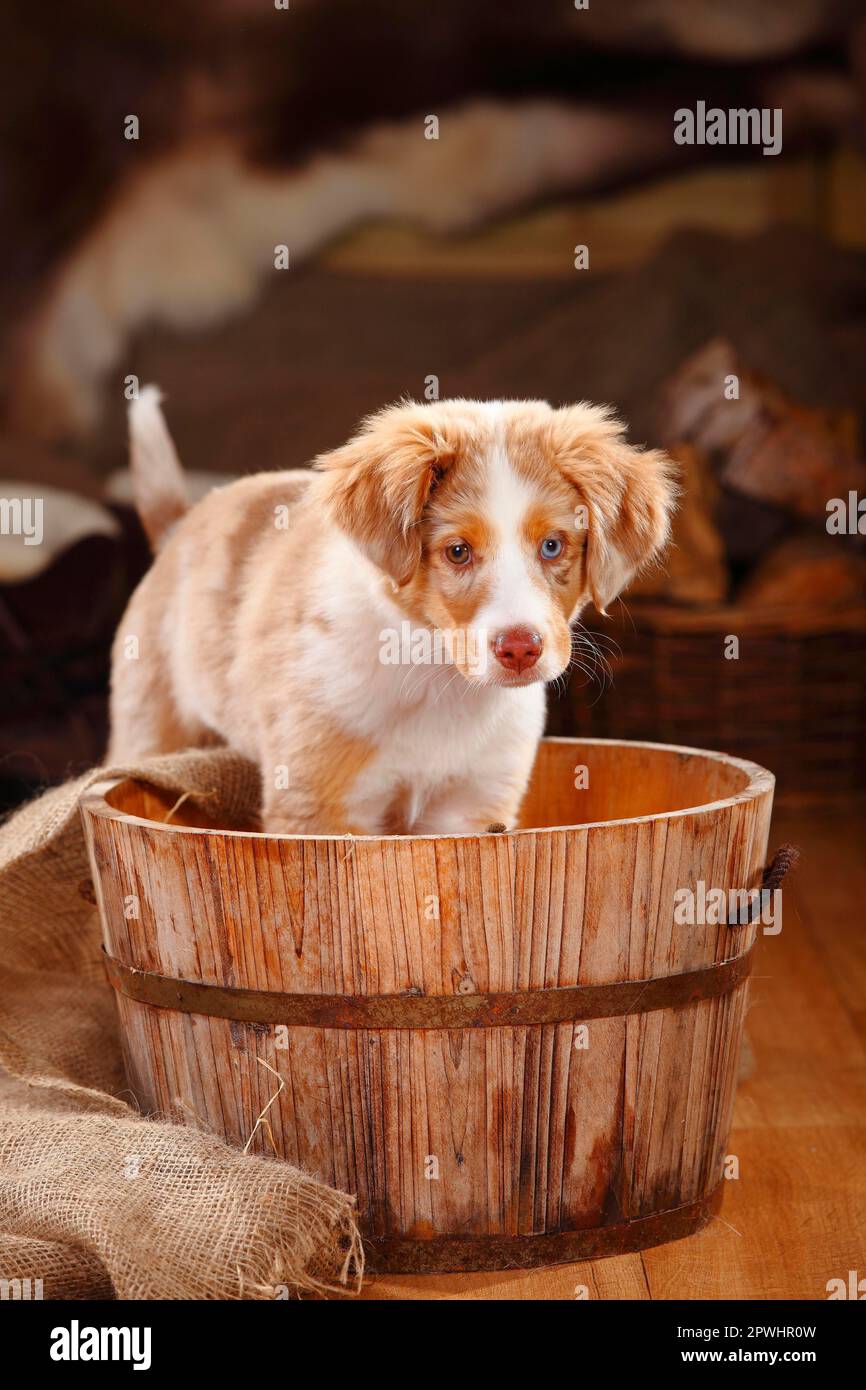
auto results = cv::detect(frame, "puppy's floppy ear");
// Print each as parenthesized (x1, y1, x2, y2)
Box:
(551, 403, 678, 613)
(314, 404, 456, 585)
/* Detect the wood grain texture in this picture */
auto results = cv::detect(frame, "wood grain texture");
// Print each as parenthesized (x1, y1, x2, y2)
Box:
(358, 801, 866, 1298)
(80, 737, 773, 1261)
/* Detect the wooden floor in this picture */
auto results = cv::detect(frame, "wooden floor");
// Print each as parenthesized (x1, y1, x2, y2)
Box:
(359, 799, 866, 1300)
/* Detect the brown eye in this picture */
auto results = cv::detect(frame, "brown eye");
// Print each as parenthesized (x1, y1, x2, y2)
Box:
(445, 541, 472, 567)
(540, 534, 564, 560)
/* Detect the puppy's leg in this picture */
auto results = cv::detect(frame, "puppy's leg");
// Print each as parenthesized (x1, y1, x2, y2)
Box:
(108, 649, 209, 763)
(412, 697, 544, 835)
(107, 577, 210, 763)
(260, 788, 367, 837)
(258, 717, 375, 835)
(413, 737, 539, 835)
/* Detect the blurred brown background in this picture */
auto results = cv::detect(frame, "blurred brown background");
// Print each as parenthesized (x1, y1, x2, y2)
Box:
(2, 0, 866, 808)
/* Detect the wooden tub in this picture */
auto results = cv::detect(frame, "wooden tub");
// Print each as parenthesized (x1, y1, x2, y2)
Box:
(80, 737, 774, 1273)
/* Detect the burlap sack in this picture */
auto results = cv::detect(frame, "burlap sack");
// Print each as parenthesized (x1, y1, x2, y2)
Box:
(0, 749, 363, 1300)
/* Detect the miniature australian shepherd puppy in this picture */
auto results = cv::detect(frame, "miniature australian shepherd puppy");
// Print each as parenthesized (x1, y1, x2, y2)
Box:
(109, 391, 676, 834)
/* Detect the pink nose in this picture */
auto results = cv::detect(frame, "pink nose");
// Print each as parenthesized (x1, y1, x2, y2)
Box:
(493, 626, 542, 673)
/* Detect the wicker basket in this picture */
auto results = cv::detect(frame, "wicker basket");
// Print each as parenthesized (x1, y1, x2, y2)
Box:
(548, 604, 866, 800)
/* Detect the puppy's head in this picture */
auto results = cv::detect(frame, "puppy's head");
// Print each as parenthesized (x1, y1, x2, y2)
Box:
(315, 399, 676, 686)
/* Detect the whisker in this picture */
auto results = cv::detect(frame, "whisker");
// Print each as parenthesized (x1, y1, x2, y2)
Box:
(399, 660, 441, 705)
(433, 667, 464, 706)
(558, 621, 620, 704)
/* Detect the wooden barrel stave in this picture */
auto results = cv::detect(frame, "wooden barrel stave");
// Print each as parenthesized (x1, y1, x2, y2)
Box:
(82, 737, 774, 1268)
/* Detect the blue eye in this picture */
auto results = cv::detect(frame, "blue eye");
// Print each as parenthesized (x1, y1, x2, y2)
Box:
(540, 535, 563, 560)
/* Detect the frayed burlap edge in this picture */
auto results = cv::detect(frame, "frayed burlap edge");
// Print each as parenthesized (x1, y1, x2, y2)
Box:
(0, 750, 364, 1300)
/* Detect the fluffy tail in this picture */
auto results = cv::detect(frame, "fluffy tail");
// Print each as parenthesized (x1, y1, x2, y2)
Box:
(128, 386, 188, 551)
